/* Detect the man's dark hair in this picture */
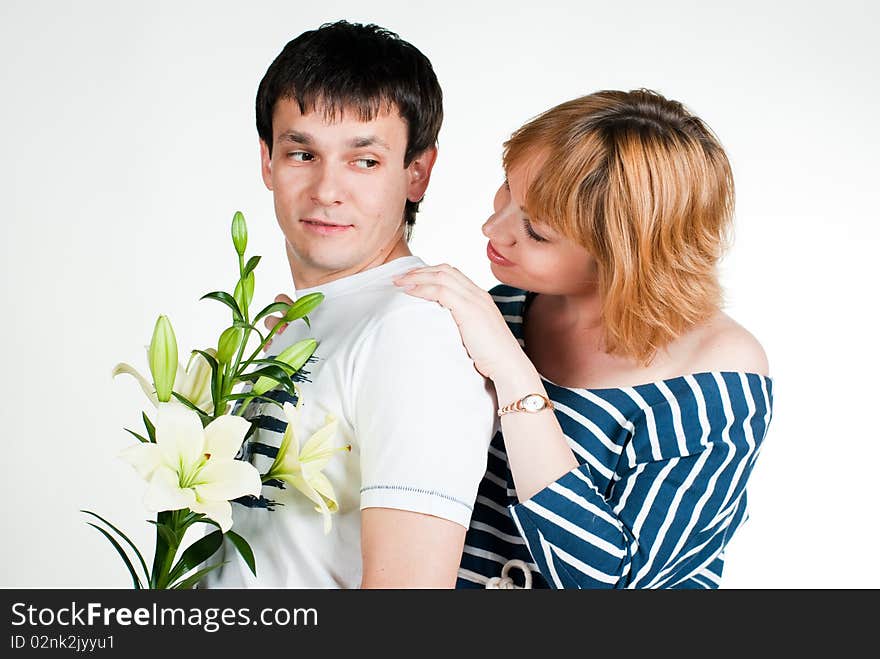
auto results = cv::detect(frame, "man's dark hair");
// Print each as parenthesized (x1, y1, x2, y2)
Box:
(256, 20, 443, 239)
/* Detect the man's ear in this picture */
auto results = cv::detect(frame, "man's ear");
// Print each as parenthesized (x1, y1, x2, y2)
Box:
(259, 139, 274, 191)
(406, 145, 438, 203)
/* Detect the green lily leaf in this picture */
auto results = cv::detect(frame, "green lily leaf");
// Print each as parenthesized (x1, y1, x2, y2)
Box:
(81, 510, 150, 586)
(253, 301, 291, 323)
(124, 428, 150, 444)
(222, 392, 284, 409)
(167, 530, 224, 586)
(239, 365, 296, 396)
(146, 520, 180, 550)
(171, 392, 212, 425)
(187, 349, 222, 417)
(224, 530, 257, 577)
(142, 412, 156, 443)
(85, 522, 143, 589)
(170, 562, 228, 590)
(191, 349, 220, 371)
(249, 357, 307, 374)
(242, 255, 261, 279)
(200, 291, 243, 323)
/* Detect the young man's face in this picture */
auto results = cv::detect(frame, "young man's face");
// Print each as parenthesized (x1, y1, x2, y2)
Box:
(260, 98, 436, 288)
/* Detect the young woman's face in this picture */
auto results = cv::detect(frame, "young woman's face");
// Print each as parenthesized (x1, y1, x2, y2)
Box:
(482, 157, 599, 296)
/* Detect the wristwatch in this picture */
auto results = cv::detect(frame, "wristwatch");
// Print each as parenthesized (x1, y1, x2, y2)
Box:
(497, 393, 554, 417)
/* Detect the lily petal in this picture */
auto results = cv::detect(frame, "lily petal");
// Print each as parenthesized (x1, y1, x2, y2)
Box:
(309, 471, 339, 513)
(190, 499, 234, 533)
(300, 417, 341, 474)
(194, 459, 262, 501)
(118, 442, 162, 481)
(179, 350, 215, 414)
(300, 415, 339, 455)
(112, 363, 159, 406)
(155, 403, 204, 471)
(144, 466, 196, 512)
(284, 472, 332, 535)
(203, 415, 251, 460)
(267, 402, 301, 476)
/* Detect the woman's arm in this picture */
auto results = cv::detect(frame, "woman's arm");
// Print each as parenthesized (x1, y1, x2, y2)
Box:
(393, 264, 578, 501)
(393, 266, 773, 589)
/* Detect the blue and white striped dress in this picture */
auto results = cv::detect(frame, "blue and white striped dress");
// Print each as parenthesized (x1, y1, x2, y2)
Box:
(457, 285, 774, 589)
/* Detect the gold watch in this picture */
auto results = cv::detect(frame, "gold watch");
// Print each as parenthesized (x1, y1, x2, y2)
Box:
(497, 393, 554, 417)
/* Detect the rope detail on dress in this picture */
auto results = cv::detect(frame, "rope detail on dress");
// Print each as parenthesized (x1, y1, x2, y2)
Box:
(485, 559, 533, 589)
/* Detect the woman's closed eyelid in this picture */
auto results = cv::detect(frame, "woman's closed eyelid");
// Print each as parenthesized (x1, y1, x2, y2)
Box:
(522, 217, 548, 242)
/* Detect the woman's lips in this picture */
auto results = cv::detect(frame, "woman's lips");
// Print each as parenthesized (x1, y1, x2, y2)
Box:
(300, 219, 353, 235)
(487, 241, 515, 266)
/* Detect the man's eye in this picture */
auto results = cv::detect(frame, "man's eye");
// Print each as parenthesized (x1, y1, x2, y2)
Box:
(289, 151, 313, 162)
(354, 158, 378, 169)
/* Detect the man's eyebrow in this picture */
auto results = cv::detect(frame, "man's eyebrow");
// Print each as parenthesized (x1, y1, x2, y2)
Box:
(277, 130, 312, 145)
(347, 136, 391, 150)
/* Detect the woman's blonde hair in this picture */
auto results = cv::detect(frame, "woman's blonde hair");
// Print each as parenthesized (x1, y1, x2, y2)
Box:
(504, 89, 734, 365)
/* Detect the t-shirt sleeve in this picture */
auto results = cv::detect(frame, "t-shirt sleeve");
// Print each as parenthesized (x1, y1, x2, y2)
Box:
(352, 302, 497, 529)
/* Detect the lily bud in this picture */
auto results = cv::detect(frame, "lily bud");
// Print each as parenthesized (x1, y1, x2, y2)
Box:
(149, 315, 178, 403)
(253, 338, 317, 395)
(276, 338, 318, 373)
(217, 326, 243, 364)
(283, 292, 324, 323)
(234, 272, 255, 316)
(231, 211, 247, 256)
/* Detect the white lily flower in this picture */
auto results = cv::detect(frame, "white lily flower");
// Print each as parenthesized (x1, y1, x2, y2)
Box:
(264, 400, 350, 534)
(112, 348, 217, 414)
(119, 404, 261, 532)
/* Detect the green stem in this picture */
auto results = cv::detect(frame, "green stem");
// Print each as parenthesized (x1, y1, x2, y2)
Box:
(155, 509, 197, 589)
(238, 316, 286, 375)
(155, 510, 178, 589)
(228, 258, 251, 390)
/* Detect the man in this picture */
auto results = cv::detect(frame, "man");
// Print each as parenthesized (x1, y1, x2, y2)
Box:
(202, 21, 496, 588)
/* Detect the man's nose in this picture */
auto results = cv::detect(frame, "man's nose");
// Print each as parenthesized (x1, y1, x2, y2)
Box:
(310, 162, 343, 207)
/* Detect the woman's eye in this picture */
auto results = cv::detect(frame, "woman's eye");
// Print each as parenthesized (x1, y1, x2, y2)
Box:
(354, 158, 379, 169)
(522, 218, 548, 242)
(289, 151, 313, 162)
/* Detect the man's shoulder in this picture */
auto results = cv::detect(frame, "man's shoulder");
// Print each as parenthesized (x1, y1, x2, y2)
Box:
(360, 287, 461, 339)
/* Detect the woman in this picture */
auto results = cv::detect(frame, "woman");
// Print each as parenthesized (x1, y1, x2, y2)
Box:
(269, 89, 773, 588)
(391, 89, 772, 589)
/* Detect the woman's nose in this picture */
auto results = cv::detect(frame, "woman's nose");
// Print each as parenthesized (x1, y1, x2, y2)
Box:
(483, 210, 515, 245)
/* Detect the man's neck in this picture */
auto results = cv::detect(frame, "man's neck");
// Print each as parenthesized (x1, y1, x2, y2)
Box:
(287, 237, 413, 290)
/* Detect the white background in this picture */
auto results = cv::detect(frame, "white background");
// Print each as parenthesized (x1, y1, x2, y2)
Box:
(1, 0, 877, 588)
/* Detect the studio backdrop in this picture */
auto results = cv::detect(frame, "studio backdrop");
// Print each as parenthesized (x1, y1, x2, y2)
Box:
(1, 0, 877, 588)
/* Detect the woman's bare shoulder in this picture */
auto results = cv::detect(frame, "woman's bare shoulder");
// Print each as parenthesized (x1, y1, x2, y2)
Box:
(686, 312, 770, 377)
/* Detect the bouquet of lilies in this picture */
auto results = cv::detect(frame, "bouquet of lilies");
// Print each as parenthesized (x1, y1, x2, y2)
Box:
(82, 211, 346, 589)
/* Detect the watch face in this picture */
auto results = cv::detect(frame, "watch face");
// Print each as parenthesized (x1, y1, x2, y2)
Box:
(522, 394, 546, 412)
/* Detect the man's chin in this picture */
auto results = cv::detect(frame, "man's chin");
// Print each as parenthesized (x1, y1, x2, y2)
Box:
(288, 252, 365, 287)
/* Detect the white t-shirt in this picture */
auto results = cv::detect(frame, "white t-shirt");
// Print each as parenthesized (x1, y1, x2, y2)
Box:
(202, 256, 497, 588)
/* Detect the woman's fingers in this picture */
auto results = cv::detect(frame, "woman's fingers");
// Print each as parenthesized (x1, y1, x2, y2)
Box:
(393, 265, 482, 303)
(264, 292, 294, 334)
(265, 315, 287, 332)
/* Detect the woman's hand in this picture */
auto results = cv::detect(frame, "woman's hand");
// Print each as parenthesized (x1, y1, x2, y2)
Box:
(392, 264, 526, 381)
(262, 293, 294, 350)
